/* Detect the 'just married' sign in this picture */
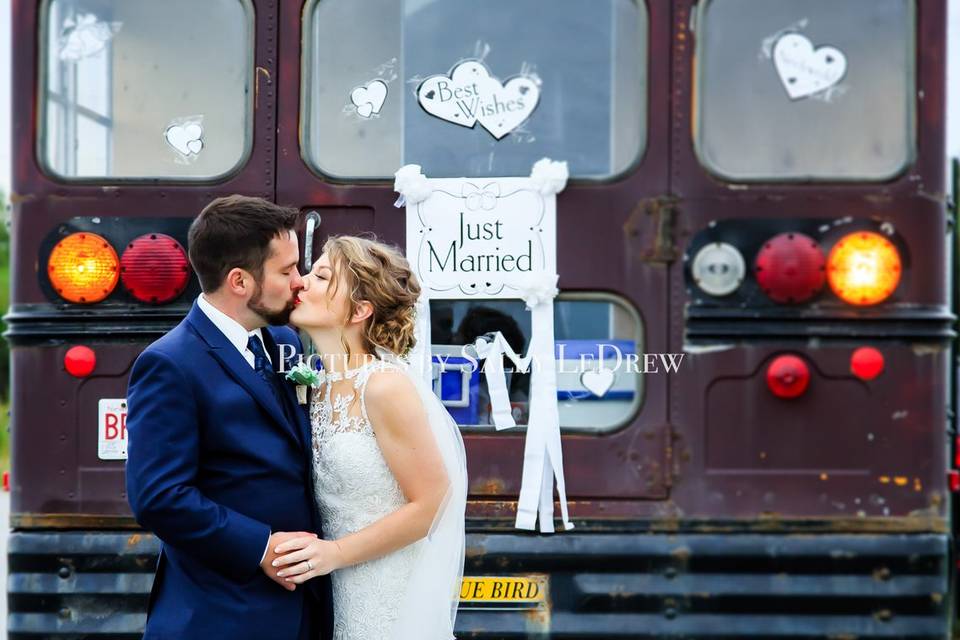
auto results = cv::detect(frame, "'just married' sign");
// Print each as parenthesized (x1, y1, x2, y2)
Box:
(396, 160, 573, 535)
(405, 178, 556, 300)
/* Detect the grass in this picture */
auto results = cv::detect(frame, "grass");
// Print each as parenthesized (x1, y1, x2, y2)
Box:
(0, 400, 8, 475)
(0, 197, 9, 474)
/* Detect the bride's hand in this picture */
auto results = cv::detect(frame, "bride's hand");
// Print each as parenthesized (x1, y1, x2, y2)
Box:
(272, 536, 344, 583)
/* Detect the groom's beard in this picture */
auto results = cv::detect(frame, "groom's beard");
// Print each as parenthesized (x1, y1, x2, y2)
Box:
(248, 281, 297, 326)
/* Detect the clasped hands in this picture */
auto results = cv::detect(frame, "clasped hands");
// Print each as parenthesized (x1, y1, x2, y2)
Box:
(259, 530, 344, 591)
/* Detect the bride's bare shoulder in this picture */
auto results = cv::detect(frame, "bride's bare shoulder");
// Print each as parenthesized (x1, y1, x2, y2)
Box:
(363, 361, 414, 400)
(362, 362, 427, 425)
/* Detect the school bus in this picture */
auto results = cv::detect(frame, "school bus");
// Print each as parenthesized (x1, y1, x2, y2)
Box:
(6, 0, 956, 637)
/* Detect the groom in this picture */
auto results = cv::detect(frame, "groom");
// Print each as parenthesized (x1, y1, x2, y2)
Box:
(125, 195, 330, 639)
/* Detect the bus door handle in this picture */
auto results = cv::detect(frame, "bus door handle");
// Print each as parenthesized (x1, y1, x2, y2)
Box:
(303, 211, 321, 272)
(300, 211, 322, 356)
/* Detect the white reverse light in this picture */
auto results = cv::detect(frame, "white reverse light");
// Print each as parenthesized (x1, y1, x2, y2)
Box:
(691, 242, 746, 296)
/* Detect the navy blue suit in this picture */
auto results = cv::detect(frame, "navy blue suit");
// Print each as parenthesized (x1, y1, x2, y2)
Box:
(126, 300, 331, 640)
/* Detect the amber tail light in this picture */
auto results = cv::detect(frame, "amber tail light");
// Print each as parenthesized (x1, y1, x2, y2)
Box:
(47, 232, 120, 303)
(826, 231, 901, 306)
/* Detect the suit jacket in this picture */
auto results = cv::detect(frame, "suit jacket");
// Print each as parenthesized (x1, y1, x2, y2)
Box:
(125, 300, 332, 639)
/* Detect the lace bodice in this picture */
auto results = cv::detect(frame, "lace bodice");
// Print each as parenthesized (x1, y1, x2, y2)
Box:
(309, 357, 425, 640)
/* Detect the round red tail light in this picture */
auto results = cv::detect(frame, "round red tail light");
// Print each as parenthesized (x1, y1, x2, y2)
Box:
(754, 232, 826, 304)
(850, 346, 884, 381)
(120, 234, 191, 304)
(64, 345, 96, 378)
(766, 354, 810, 399)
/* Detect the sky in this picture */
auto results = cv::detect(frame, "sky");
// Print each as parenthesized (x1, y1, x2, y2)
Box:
(950, 0, 960, 178)
(0, 2, 957, 195)
(1, 0, 9, 196)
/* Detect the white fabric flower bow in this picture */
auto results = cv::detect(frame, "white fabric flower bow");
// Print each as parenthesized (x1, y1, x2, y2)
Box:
(516, 272, 559, 310)
(529, 158, 569, 196)
(393, 164, 433, 208)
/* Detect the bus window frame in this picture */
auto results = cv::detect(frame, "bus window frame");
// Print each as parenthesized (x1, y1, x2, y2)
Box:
(297, 0, 652, 187)
(435, 290, 646, 436)
(34, 0, 258, 185)
(690, 0, 918, 185)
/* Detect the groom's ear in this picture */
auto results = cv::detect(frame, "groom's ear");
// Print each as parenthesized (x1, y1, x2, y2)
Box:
(224, 267, 251, 296)
(350, 300, 374, 325)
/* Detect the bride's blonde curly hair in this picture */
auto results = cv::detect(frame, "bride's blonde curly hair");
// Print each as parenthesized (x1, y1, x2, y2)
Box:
(321, 234, 422, 358)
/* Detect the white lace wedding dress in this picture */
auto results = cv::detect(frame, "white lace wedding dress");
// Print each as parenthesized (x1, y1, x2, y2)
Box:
(310, 357, 427, 640)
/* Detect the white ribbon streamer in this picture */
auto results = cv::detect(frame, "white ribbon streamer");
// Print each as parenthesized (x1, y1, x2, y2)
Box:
(514, 296, 573, 532)
(473, 332, 531, 431)
(466, 274, 573, 532)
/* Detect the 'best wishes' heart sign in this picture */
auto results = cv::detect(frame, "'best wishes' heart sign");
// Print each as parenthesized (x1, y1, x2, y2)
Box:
(417, 60, 540, 140)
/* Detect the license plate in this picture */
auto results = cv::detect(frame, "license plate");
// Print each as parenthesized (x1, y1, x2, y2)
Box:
(459, 575, 548, 609)
(98, 398, 128, 460)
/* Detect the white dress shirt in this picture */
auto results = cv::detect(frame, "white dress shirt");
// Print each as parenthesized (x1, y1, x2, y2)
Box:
(196, 293, 274, 563)
(196, 293, 272, 368)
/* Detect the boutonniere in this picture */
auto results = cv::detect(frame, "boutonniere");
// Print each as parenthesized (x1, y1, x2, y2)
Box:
(285, 362, 321, 404)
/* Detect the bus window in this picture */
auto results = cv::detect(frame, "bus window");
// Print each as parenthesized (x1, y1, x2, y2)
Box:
(40, 0, 253, 181)
(429, 294, 644, 433)
(693, 0, 915, 182)
(301, 0, 648, 180)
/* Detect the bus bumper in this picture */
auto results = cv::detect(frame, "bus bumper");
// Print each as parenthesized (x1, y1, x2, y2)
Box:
(7, 531, 952, 639)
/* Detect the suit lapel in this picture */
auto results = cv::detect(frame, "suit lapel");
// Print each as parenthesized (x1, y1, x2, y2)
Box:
(185, 301, 298, 444)
(264, 327, 321, 532)
(262, 327, 313, 453)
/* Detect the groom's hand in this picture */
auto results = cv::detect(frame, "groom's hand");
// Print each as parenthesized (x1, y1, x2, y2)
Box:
(261, 531, 317, 591)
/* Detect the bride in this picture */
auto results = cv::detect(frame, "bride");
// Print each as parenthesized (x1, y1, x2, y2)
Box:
(272, 234, 468, 640)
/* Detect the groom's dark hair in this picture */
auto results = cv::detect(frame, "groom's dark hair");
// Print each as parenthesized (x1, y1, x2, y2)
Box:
(188, 195, 300, 293)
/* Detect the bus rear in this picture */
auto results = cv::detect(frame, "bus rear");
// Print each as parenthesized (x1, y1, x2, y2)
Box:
(6, 0, 957, 638)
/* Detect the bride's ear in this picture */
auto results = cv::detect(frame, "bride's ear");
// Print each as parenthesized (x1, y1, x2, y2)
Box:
(351, 300, 374, 325)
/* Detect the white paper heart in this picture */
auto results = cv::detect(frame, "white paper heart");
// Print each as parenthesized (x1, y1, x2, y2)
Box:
(164, 122, 204, 156)
(772, 33, 847, 100)
(478, 76, 540, 140)
(417, 60, 540, 139)
(580, 368, 614, 398)
(350, 80, 388, 119)
(59, 13, 121, 61)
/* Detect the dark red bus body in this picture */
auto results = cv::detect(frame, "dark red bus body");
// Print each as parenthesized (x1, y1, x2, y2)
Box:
(6, 1, 956, 638)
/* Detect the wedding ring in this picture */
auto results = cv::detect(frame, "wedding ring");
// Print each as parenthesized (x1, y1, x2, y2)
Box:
(306, 560, 313, 571)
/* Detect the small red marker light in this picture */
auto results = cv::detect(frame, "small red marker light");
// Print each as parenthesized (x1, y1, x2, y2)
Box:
(850, 346, 884, 381)
(3, 471, 9, 492)
(64, 345, 97, 377)
(948, 470, 960, 493)
(766, 354, 810, 399)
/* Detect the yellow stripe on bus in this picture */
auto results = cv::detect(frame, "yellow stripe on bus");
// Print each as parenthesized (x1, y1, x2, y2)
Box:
(459, 576, 548, 603)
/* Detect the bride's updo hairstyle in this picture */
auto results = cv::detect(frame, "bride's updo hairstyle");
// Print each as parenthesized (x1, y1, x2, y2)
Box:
(322, 235, 422, 358)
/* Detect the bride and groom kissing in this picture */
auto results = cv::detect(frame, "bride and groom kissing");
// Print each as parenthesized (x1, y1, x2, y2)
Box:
(125, 195, 468, 640)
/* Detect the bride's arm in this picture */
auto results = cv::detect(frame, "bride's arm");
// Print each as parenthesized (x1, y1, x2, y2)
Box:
(272, 369, 451, 582)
